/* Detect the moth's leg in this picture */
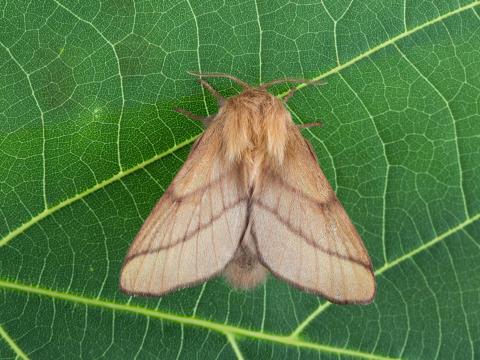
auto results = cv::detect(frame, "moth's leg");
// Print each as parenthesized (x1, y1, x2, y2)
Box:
(175, 79, 222, 126)
(174, 108, 214, 127)
(199, 79, 225, 107)
(297, 121, 323, 130)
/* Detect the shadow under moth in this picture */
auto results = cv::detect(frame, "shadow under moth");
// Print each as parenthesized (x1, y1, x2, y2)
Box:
(120, 73, 375, 304)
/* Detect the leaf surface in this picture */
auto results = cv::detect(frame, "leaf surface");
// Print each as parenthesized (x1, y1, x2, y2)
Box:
(1, 1, 479, 359)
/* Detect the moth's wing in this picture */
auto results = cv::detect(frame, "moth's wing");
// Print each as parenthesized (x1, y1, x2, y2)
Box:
(252, 130, 375, 304)
(120, 124, 248, 296)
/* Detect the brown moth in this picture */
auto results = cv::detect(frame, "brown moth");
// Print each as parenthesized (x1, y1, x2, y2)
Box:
(120, 73, 375, 304)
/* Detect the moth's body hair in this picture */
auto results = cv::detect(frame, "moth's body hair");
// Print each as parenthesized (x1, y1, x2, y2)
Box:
(223, 222, 267, 288)
(120, 73, 376, 304)
(218, 90, 292, 288)
(223, 245, 267, 289)
(219, 89, 289, 166)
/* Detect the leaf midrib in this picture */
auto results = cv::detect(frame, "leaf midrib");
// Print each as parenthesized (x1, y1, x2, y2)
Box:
(1, 3, 479, 358)
(1, 0, 478, 248)
(1, 211, 478, 359)
(0, 279, 397, 360)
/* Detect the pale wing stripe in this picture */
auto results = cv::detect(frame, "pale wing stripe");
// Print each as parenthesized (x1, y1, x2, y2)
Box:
(121, 122, 249, 294)
(132, 204, 177, 290)
(147, 202, 181, 291)
(253, 215, 373, 302)
(125, 198, 247, 260)
(251, 127, 375, 303)
(259, 169, 370, 266)
(327, 211, 345, 299)
(331, 213, 365, 298)
(123, 201, 247, 294)
(218, 171, 231, 251)
(254, 200, 370, 269)
(207, 184, 219, 274)
(122, 186, 248, 293)
(160, 200, 183, 289)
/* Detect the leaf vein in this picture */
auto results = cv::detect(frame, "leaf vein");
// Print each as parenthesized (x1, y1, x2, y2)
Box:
(1, 1, 478, 257)
(226, 333, 245, 360)
(279, 1, 480, 96)
(0, 136, 200, 247)
(0, 279, 398, 360)
(53, 0, 126, 171)
(0, 42, 48, 210)
(394, 43, 469, 218)
(0, 325, 30, 360)
(290, 211, 480, 337)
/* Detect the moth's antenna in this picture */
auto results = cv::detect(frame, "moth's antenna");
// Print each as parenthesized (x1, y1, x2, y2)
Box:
(259, 78, 326, 102)
(188, 71, 250, 90)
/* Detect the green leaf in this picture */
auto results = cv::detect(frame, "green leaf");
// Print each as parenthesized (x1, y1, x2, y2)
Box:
(1, 0, 479, 359)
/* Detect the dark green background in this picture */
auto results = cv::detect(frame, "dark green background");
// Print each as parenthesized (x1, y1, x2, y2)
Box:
(1, 0, 479, 359)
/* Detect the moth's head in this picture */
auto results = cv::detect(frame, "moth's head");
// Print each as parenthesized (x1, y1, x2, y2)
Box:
(224, 87, 285, 115)
(217, 82, 292, 166)
(187, 72, 322, 164)
(188, 71, 322, 109)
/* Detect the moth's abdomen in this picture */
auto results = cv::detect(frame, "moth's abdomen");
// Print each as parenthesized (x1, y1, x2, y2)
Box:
(223, 222, 267, 289)
(223, 245, 267, 289)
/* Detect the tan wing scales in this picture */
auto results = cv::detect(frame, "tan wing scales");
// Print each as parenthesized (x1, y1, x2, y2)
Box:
(252, 129, 375, 304)
(120, 124, 248, 295)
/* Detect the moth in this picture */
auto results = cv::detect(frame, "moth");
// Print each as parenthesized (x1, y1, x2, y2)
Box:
(120, 73, 375, 304)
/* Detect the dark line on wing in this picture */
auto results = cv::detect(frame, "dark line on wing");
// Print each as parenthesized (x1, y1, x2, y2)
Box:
(139, 172, 229, 254)
(250, 228, 374, 305)
(253, 200, 371, 269)
(166, 173, 228, 202)
(264, 169, 335, 209)
(126, 198, 248, 261)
